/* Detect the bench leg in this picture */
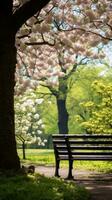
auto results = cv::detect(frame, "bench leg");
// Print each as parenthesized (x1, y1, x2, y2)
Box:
(67, 160, 73, 179)
(55, 160, 60, 177)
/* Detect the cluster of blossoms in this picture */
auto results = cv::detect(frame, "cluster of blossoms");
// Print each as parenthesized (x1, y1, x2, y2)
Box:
(14, 0, 112, 94)
(15, 89, 47, 146)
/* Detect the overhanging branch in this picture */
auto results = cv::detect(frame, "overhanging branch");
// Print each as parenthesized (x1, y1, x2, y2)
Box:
(13, 0, 51, 33)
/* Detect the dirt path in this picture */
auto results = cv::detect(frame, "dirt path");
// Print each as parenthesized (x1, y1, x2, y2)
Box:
(35, 166, 112, 200)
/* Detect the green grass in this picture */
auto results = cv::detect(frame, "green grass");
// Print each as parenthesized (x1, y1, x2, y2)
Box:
(18, 149, 54, 165)
(0, 174, 90, 200)
(18, 149, 112, 173)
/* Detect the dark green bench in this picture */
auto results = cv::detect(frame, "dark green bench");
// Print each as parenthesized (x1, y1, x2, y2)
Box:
(52, 134, 112, 179)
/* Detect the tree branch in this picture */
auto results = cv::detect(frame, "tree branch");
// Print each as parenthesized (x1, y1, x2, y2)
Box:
(25, 41, 55, 46)
(40, 83, 59, 96)
(16, 135, 25, 143)
(13, 0, 51, 33)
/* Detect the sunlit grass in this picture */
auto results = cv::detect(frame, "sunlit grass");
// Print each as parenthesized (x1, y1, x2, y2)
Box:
(18, 149, 112, 173)
(18, 149, 54, 165)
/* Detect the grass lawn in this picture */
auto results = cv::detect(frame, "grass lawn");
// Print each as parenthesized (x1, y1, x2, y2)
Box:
(0, 174, 90, 200)
(18, 149, 112, 173)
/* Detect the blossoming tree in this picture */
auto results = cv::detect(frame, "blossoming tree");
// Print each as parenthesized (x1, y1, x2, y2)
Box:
(15, 89, 46, 159)
(16, 0, 112, 134)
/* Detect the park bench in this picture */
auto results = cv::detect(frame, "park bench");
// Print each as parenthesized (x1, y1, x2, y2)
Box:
(52, 134, 112, 179)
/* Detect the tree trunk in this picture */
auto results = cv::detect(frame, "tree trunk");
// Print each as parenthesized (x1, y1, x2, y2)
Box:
(22, 142, 26, 160)
(55, 78, 69, 134)
(56, 98, 69, 134)
(0, 0, 51, 171)
(0, 13, 20, 170)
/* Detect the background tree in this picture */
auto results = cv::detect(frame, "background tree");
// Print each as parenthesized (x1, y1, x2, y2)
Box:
(16, 0, 112, 134)
(0, 0, 50, 170)
(22, 65, 111, 137)
(15, 89, 46, 159)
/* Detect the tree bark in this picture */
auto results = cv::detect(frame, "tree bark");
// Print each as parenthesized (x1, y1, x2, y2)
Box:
(13, 0, 50, 33)
(56, 98, 69, 134)
(22, 142, 26, 160)
(0, 13, 20, 170)
(56, 78, 69, 134)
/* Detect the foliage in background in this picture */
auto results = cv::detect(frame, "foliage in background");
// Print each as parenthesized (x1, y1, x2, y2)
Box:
(80, 81, 112, 134)
(15, 65, 112, 144)
(67, 65, 103, 133)
(26, 65, 112, 135)
(67, 65, 112, 133)
(36, 89, 58, 134)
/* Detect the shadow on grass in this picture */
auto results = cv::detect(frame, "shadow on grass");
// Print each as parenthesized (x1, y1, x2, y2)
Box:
(0, 173, 90, 200)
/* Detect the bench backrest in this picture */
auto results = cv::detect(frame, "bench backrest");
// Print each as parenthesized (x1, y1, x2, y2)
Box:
(52, 134, 112, 160)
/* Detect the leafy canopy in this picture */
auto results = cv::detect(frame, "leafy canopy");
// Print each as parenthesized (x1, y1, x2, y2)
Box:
(81, 80, 112, 134)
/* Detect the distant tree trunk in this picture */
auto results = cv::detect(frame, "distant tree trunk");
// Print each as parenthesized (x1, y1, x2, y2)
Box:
(22, 142, 26, 160)
(56, 78, 69, 134)
(56, 98, 69, 134)
(0, 12, 20, 170)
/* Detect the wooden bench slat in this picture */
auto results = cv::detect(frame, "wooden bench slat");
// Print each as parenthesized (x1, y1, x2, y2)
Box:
(52, 134, 112, 138)
(72, 155, 112, 160)
(55, 146, 112, 150)
(57, 151, 112, 155)
(54, 141, 112, 145)
(57, 156, 112, 161)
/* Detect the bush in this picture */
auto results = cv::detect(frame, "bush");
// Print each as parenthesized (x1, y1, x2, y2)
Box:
(0, 174, 90, 200)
